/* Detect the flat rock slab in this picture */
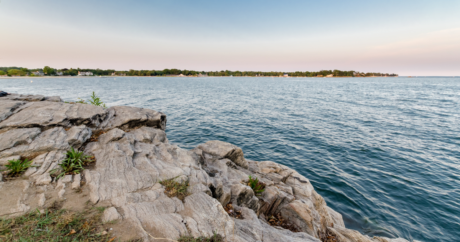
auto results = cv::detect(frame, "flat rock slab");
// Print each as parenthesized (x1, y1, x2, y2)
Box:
(99, 106, 166, 131)
(0, 101, 106, 129)
(0, 100, 26, 122)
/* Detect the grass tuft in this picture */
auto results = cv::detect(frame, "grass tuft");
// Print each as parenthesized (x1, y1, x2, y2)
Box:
(3, 159, 32, 177)
(159, 177, 190, 201)
(247, 175, 265, 196)
(0, 208, 112, 242)
(51, 147, 94, 180)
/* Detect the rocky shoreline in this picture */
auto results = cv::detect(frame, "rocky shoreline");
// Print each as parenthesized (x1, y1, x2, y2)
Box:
(0, 93, 413, 242)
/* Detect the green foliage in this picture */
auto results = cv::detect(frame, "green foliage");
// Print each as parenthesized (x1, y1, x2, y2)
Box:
(4, 159, 32, 176)
(76, 92, 106, 108)
(248, 175, 265, 196)
(178, 232, 224, 242)
(51, 147, 93, 180)
(88, 91, 106, 108)
(7, 69, 26, 76)
(0, 70, 5, 75)
(1, 66, 397, 77)
(76, 98, 87, 104)
(43, 66, 56, 75)
(0, 208, 113, 241)
(159, 177, 190, 201)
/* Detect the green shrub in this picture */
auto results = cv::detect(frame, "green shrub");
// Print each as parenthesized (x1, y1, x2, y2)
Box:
(51, 147, 93, 180)
(248, 175, 265, 196)
(4, 159, 32, 176)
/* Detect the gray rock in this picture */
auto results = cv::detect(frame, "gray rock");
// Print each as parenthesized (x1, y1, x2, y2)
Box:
(197, 140, 248, 169)
(37, 193, 46, 207)
(44, 96, 62, 102)
(102, 207, 121, 223)
(0, 100, 26, 122)
(0, 155, 21, 166)
(99, 106, 166, 131)
(0, 101, 106, 130)
(23, 167, 37, 177)
(328, 207, 345, 228)
(258, 186, 294, 217)
(72, 174, 81, 190)
(231, 183, 260, 212)
(66, 125, 92, 148)
(0, 127, 69, 159)
(0, 94, 46, 102)
(0, 128, 41, 153)
(279, 200, 322, 237)
(182, 192, 235, 238)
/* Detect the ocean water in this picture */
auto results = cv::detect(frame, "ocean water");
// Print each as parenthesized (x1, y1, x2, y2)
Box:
(1, 77, 459, 241)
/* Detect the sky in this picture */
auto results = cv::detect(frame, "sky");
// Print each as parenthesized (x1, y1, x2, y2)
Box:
(1, 0, 459, 75)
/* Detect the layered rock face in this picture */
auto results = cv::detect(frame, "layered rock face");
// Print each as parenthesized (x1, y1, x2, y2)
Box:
(0, 94, 412, 242)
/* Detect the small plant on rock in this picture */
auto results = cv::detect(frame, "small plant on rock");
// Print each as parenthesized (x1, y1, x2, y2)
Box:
(76, 91, 107, 108)
(88, 91, 106, 108)
(159, 177, 190, 201)
(4, 159, 32, 177)
(51, 147, 93, 180)
(248, 175, 265, 196)
(76, 98, 87, 104)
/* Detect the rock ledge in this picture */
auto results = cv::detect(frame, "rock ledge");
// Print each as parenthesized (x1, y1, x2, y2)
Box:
(0, 93, 413, 242)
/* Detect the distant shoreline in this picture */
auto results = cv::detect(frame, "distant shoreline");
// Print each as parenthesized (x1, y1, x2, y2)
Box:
(0, 76, 407, 79)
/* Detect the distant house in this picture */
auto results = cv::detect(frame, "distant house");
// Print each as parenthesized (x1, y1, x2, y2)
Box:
(78, 71, 93, 76)
(283, 73, 289, 77)
(317, 75, 323, 77)
(178, 74, 185, 77)
(326, 74, 333, 77)
(56, 72, 63, 76)
(32, 71, 44, 76)
(198, 73, 208, 77)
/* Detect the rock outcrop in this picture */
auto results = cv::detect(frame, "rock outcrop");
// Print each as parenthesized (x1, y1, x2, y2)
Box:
(0, 93, 414, 242)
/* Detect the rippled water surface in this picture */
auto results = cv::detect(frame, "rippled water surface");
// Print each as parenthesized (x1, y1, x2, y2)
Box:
(2, 77, 459, 241)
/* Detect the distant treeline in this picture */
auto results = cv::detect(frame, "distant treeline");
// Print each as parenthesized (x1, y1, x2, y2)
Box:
(0, 66, 398, 77)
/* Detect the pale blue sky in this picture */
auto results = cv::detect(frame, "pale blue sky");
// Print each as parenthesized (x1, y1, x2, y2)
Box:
(1, 0, 459, 75)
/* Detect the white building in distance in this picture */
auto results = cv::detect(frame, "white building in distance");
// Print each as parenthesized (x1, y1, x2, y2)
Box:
(32, 71, 44, 76)
(78, 71, 93, 76)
